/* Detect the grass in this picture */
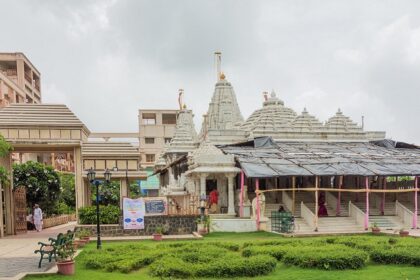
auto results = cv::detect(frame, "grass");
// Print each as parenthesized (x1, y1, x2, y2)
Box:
(25, 232, 420, 280)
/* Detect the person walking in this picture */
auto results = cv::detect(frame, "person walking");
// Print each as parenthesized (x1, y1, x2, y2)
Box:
(33, 204, 43, 232)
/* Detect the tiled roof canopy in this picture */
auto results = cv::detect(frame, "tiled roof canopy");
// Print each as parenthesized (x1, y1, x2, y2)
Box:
(0, 104, 89, 133)
(82, 142, 139, 157)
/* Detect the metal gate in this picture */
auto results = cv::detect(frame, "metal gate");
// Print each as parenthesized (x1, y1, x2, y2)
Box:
(14, 186, 27, 234)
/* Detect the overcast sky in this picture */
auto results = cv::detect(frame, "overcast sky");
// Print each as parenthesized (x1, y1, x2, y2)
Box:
(1, 0, 419, 143)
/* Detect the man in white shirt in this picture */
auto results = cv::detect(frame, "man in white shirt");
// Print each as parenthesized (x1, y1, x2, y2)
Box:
(33, 204, 43, 232)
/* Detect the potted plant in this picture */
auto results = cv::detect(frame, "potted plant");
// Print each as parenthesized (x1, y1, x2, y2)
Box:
(153, 226, 164, 241)
(196, 216, 210, 235)
(371, 222, 381, 235)
(56, 240, 76, 275)
(76, 229, 91, 243)
(399, 228, 409, 237)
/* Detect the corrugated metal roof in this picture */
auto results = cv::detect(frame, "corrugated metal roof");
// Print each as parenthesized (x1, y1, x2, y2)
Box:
(219, 137, 420, 177)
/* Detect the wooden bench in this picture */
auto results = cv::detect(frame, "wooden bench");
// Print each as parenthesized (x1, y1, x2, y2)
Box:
(34, 230, 75, 268)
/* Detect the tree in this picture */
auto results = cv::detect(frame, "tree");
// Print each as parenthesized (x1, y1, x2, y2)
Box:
(13, 161, 61, 215)
(91, 180, 120, 206)
(129, 181, 143, 198)
(58, 172, 76, 214)
(0, 135, 12, 187)
(0, 135, 12, 158)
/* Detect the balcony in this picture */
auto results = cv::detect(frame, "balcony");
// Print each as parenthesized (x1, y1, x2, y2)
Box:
(24, 72, 32, 84)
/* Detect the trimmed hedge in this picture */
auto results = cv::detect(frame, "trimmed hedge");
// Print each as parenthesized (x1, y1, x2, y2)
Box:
(282, 245, 369, 270)
(242, 245, 292, 260)
(78, 205, 120, 224)
(149, 254, 277, 278)
(83, 241, 277, 277)
(370, 246, 420, 266)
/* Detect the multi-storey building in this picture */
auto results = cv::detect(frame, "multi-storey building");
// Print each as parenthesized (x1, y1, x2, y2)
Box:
(0, 53, 41, 107)
(138, 109, 178, 195)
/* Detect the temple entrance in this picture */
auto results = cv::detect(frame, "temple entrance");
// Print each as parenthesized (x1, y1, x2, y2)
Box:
(206, 179, 217, 194)
(13, 186, 27, 234)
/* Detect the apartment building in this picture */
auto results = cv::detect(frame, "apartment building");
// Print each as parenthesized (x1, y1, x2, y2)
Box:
(138, 109, 177, 195)
(0, 53, 41, 107)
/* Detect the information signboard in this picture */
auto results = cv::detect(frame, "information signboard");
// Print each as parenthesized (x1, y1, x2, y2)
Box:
(123, 197, 145, 229)
(144, 197, 168, 216)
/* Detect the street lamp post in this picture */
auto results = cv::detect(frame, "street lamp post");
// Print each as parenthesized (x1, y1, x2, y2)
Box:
(87, 168, 112, 250)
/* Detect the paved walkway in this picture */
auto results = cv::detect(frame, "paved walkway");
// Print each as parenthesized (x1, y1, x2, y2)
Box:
(0, 222, 76, 279)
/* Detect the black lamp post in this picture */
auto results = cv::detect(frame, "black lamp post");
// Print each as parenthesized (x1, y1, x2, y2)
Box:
(87, 168, 112, 250)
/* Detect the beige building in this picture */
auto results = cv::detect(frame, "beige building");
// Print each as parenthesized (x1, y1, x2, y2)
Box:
(138, 109, 178, 166)
(138, 109, 178, 196)
(0, 104, 146, 237)
(0, 53, 41, 107)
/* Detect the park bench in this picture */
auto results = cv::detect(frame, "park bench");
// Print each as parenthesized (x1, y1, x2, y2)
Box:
(34, 230, 74, 268)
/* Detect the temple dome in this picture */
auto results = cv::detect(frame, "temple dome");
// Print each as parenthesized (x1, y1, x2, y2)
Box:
(242, 91, 297, 134)
(325, 109, 362, 132)
(292, 108, 324, 131)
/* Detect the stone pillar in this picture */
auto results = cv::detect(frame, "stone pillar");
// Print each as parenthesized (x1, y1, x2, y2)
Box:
(74, 147, 84, 220)
(227, 174, 235, 215)
(200, 174, 207, 198)
(0, 155, 14, 235)
(120, 179, 128, 208)
(217, 177, 227, 209)
(4, 184, 14, 235)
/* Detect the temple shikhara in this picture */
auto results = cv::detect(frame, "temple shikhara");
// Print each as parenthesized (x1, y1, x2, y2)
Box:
(0, 52, 419, 237)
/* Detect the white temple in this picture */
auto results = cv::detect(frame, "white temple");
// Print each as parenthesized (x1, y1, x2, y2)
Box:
(155, 52, 386, 228)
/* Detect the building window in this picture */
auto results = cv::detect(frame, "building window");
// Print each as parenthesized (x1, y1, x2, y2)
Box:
(145, 154, 155, 163)
(164, 137, 172, 144)
(145, 137, 155, 144)
(142, 113, 156, 125)
(162, 113, 176, 125)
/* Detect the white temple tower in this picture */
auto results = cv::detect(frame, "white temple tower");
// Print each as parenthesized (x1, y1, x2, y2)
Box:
(200, 53, 247, 144)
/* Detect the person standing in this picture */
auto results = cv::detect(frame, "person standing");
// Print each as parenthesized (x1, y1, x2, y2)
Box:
(33, 204, 43, 232)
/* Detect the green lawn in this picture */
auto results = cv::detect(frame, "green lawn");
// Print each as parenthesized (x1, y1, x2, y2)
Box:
(25, 232, 420, 280)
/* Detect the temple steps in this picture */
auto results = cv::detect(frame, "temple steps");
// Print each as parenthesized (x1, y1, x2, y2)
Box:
(369, 216, 402, 230)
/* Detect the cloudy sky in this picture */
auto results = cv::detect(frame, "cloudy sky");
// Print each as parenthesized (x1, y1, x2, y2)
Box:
(1, 0, 419, 143)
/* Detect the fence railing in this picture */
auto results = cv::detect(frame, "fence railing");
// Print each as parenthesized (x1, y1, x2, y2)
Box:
(167, 195, 200, 216)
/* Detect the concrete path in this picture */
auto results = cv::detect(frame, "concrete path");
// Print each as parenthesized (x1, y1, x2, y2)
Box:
(0, 222, 76, 280)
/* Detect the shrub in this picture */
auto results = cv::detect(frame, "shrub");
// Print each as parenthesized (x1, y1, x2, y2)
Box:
(283, 245, 368, 270)
(370, 246, 420, 266)
(242, 245, 292, 260)
(13, 161, 60, 215)
(78, 205, 120, 224)
(149, 253, 277, 278)
(195, 255, 277, 278)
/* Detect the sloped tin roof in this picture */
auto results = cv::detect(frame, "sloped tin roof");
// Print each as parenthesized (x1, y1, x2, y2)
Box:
(219, 137, 420, 177)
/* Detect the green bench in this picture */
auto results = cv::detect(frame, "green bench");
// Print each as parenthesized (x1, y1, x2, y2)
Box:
(34, 230, 75, 268)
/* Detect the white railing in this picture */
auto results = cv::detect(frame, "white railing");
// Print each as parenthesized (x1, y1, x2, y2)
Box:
(395, 200, 414, 228)
(349, 201, 365, 227)
(282, 191, 293, 212)
(301, 202, 315, 229)
(325, 192, 337, 211)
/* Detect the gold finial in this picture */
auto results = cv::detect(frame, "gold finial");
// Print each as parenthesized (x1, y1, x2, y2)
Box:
(219, 72, 226, 80)
(183, 104, 187, 109)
